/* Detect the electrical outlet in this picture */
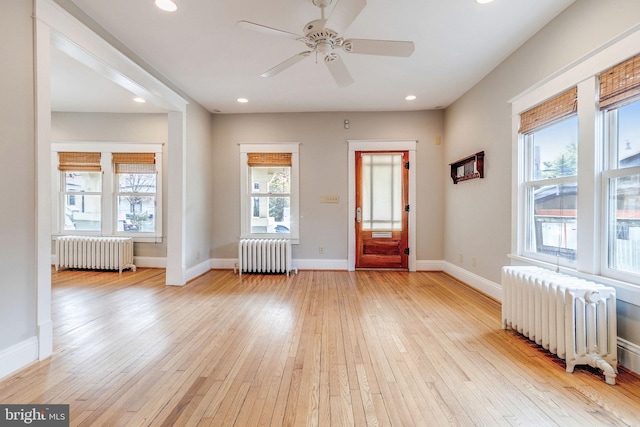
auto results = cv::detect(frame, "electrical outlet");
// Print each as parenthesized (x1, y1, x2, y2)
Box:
(459, 253, 463, 263)
(319, 246, 325, 254)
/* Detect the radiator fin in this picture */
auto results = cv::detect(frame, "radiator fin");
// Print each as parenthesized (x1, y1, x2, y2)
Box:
(56, 236, 136, 274)
(502, 266, 617, 385)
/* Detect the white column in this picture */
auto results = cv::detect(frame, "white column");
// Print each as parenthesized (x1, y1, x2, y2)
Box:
(576, 77, 600, 275)
(166, 111, 187, 286)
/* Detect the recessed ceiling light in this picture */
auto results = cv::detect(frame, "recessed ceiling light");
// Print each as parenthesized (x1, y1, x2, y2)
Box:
(155, 0, 177, 12)
(405, 95, 417, 101)
(476, 0, 494, 4)
(133, 97, 146, 103)
(237, 98, 249, 103)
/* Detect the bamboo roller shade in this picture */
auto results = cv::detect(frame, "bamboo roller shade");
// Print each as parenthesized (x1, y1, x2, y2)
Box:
(112, 153, 156, 174)
(58, 152, 101, 171)
(519, 87, 577, 134)
(247, 153, 292, 167)
(599, 53, 640, 110)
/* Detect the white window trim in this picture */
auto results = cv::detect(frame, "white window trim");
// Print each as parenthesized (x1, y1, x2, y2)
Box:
(510, 23, 640, 305)
(239, 143, 300, 244)
(51, 141, 163, 243)
(600, 162, 640, 285)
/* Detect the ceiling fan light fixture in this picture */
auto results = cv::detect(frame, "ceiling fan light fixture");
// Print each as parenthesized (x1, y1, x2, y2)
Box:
(312, 0, 334, 8)
(238, 0, 412, 87)
(316, 41, 333, 55)
(155, 0, 177, 12)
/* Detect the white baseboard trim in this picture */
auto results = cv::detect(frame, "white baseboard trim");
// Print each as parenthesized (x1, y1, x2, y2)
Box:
(0, 337, 38, 380)
(441, 261, 503, 302)
(618, 338, 640, 375)
(134, 256, 167, 269)
(294, 259, 349, 271)
(210, 258, 238, 270)
(52, 255, 167, 269)
(416, 260, 445, 271)
(209, 258, 350, 272)
(185, 259, 211, 282)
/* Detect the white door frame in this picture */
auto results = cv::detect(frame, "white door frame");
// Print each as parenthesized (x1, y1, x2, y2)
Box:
(348, 140, 417, 271)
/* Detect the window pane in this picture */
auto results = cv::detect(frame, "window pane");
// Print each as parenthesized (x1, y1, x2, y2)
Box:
(526, 184, 577, 260)
(118, 173, 156, 193)
(616, 100, 640, 168)
(64, 194, 101, 231)
(250, 167, 290, 194)
(64, 171, 101, 192)
(250, 196, 290, 233)
(528, 116, 578, 180)
(608, 174, 640, 274)
(116, 195, 155, 232)
(361, 154, 403, 230)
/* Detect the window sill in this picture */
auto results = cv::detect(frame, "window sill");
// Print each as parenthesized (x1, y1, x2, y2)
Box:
(508, 254, 640, 306)
(240, 235, 299, 245)
(52, 234, 163, 244)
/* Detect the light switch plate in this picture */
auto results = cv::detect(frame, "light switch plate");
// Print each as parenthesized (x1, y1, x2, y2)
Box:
(320, 195, 339, 203)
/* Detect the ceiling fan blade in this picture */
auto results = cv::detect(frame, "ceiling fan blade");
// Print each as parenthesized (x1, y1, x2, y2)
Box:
(343, 39, 415, 57)
(261, 51, 312, 78)
(324, 0, 367, 33)
(237, 20, 303, 41)
(325, 54, 354, 87)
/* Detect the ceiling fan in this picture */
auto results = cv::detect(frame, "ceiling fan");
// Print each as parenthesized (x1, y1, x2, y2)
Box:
(237, 0, 415, 87)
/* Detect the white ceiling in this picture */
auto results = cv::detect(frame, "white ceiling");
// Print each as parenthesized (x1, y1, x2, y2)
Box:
(52, 0, 575, 114)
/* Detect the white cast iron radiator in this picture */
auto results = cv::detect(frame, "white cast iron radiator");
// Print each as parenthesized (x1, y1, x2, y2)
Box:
(56, 236, 136, 274)
(237, 239, 297, 276)
(501, 266, 617, 385)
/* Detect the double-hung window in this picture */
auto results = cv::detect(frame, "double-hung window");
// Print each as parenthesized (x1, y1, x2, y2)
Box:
(514, 38, 640, 290)
(113, 153, 158, 234)
(600, 54, 640, 279)
(53, 143, 163, 242)
(519, 88, 579, 264)
(59, 152, 103, 232)
(240, 143, 299, 243)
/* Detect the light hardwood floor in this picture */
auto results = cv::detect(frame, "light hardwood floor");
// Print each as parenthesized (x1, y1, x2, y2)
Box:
(1, 268, 639, 426)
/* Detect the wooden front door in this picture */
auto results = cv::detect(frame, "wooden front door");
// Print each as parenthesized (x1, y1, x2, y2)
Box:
(355, 151, 409, 269)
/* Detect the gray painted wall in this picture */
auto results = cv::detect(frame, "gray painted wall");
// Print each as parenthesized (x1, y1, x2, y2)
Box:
(210, 111, 445, 262)
(51, 104, 213, 272)
(0, 1, 36, 352)
(52, 112, 169, 258)
(444, 0, 640, 345)
(185, 104, 214, 270)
